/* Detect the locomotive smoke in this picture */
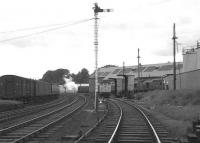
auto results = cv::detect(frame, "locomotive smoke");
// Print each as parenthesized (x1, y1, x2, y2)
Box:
(63, 76, 78, 93)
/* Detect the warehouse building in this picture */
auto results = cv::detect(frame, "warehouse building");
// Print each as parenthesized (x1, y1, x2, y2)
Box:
(89, 62, 183, 95)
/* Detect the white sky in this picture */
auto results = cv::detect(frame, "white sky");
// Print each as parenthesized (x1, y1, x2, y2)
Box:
(0, 0, 200, 79)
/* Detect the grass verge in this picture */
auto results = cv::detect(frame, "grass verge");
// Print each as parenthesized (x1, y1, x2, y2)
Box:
(136, 89, 200, 138)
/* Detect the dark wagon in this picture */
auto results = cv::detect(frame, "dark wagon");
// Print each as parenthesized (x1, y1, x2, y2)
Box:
(0, 75, 59, 101)
(0, 75, 35, 100)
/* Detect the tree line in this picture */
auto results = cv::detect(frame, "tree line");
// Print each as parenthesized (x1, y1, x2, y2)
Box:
(41, 68, 89, 85)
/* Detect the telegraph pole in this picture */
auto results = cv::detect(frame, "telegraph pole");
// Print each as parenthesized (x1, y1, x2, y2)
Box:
(197, 41, 200, 49)
(137, 48, 140, 91)
(123, 62, 125, 97)
(172, 23, 178, 90)
(93, 3, 112, 112)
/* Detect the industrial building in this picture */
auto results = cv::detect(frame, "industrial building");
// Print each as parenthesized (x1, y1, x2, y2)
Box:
(90, 41, 200, 93)
(89, 62, 183, 95)
(164, 47, 200, 90)
(183, 47, 200, 72)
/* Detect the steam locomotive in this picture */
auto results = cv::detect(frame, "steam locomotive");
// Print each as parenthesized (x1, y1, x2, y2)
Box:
(0, 75, 60, 101)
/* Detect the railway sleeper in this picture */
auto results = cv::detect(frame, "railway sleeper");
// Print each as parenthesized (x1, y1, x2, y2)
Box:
(0, 139, 15, 142)
(117, 138, 153, 143)
(118, 133, 152, 136)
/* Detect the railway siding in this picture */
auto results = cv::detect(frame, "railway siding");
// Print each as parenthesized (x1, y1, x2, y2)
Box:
(0, 96, 86, 143)
(0, 95, 76, 125)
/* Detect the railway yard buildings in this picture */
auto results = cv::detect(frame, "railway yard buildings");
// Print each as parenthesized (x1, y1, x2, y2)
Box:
(89, 62, 183, 95)
(89, 46, 200, 95)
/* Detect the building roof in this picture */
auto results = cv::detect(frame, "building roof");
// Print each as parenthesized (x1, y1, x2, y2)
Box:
(90, 62, 183, 80)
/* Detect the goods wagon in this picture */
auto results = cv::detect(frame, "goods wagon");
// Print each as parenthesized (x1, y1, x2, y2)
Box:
(134, 79, 163, 92)
(0, 75, 35, 99)
(99, 84, 111, 93)
(52, 84, 60, 94)
(36, 81, 52, 96)
(99, 83, 111, 98)
(0, 75, 59, 100)
(78, 85, 89, 93)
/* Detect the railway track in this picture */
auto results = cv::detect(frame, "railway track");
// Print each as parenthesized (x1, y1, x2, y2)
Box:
(0, 96, 86, 143)
(114, 99, 173, 143)
(121, 99, 174, 142)
(0, 95, 75, 123)
(77, 99, 122, 143)
(0, 96, 77, 130)
(77, 98, 174, 143)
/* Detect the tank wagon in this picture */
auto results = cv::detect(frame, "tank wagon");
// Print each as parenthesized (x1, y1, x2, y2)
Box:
(0, 75, 59, 101)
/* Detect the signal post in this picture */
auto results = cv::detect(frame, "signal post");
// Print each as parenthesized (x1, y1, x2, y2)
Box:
(93, 3, 112, 112)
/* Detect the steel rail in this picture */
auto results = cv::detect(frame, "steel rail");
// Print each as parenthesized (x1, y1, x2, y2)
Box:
(0, 96, 64, 115)
(0, 96, 77, 123)
(74, 104, 108, 143)
(11, 96, 86, 143)
(75, 100, 122, 143)
(0, 97, 80, 135)
(119, 99, 161, 143)
(108, 99, 123, 143)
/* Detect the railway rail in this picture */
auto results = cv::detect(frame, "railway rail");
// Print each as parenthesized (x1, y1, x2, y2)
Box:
(77, 98, 173, 143)
(114, 99, 173, 143)
(0, 96, 86, 143)
(77, 99, 122, 143)
(121, 99, 174, 142)
(0, 95, 76, 124)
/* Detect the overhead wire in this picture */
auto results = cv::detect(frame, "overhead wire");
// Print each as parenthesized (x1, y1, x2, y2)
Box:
(0, 21, 80, 34)
(0, 18, 93, 43)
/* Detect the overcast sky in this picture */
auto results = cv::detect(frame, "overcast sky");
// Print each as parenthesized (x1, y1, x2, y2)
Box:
(0, 0, 199, 79)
